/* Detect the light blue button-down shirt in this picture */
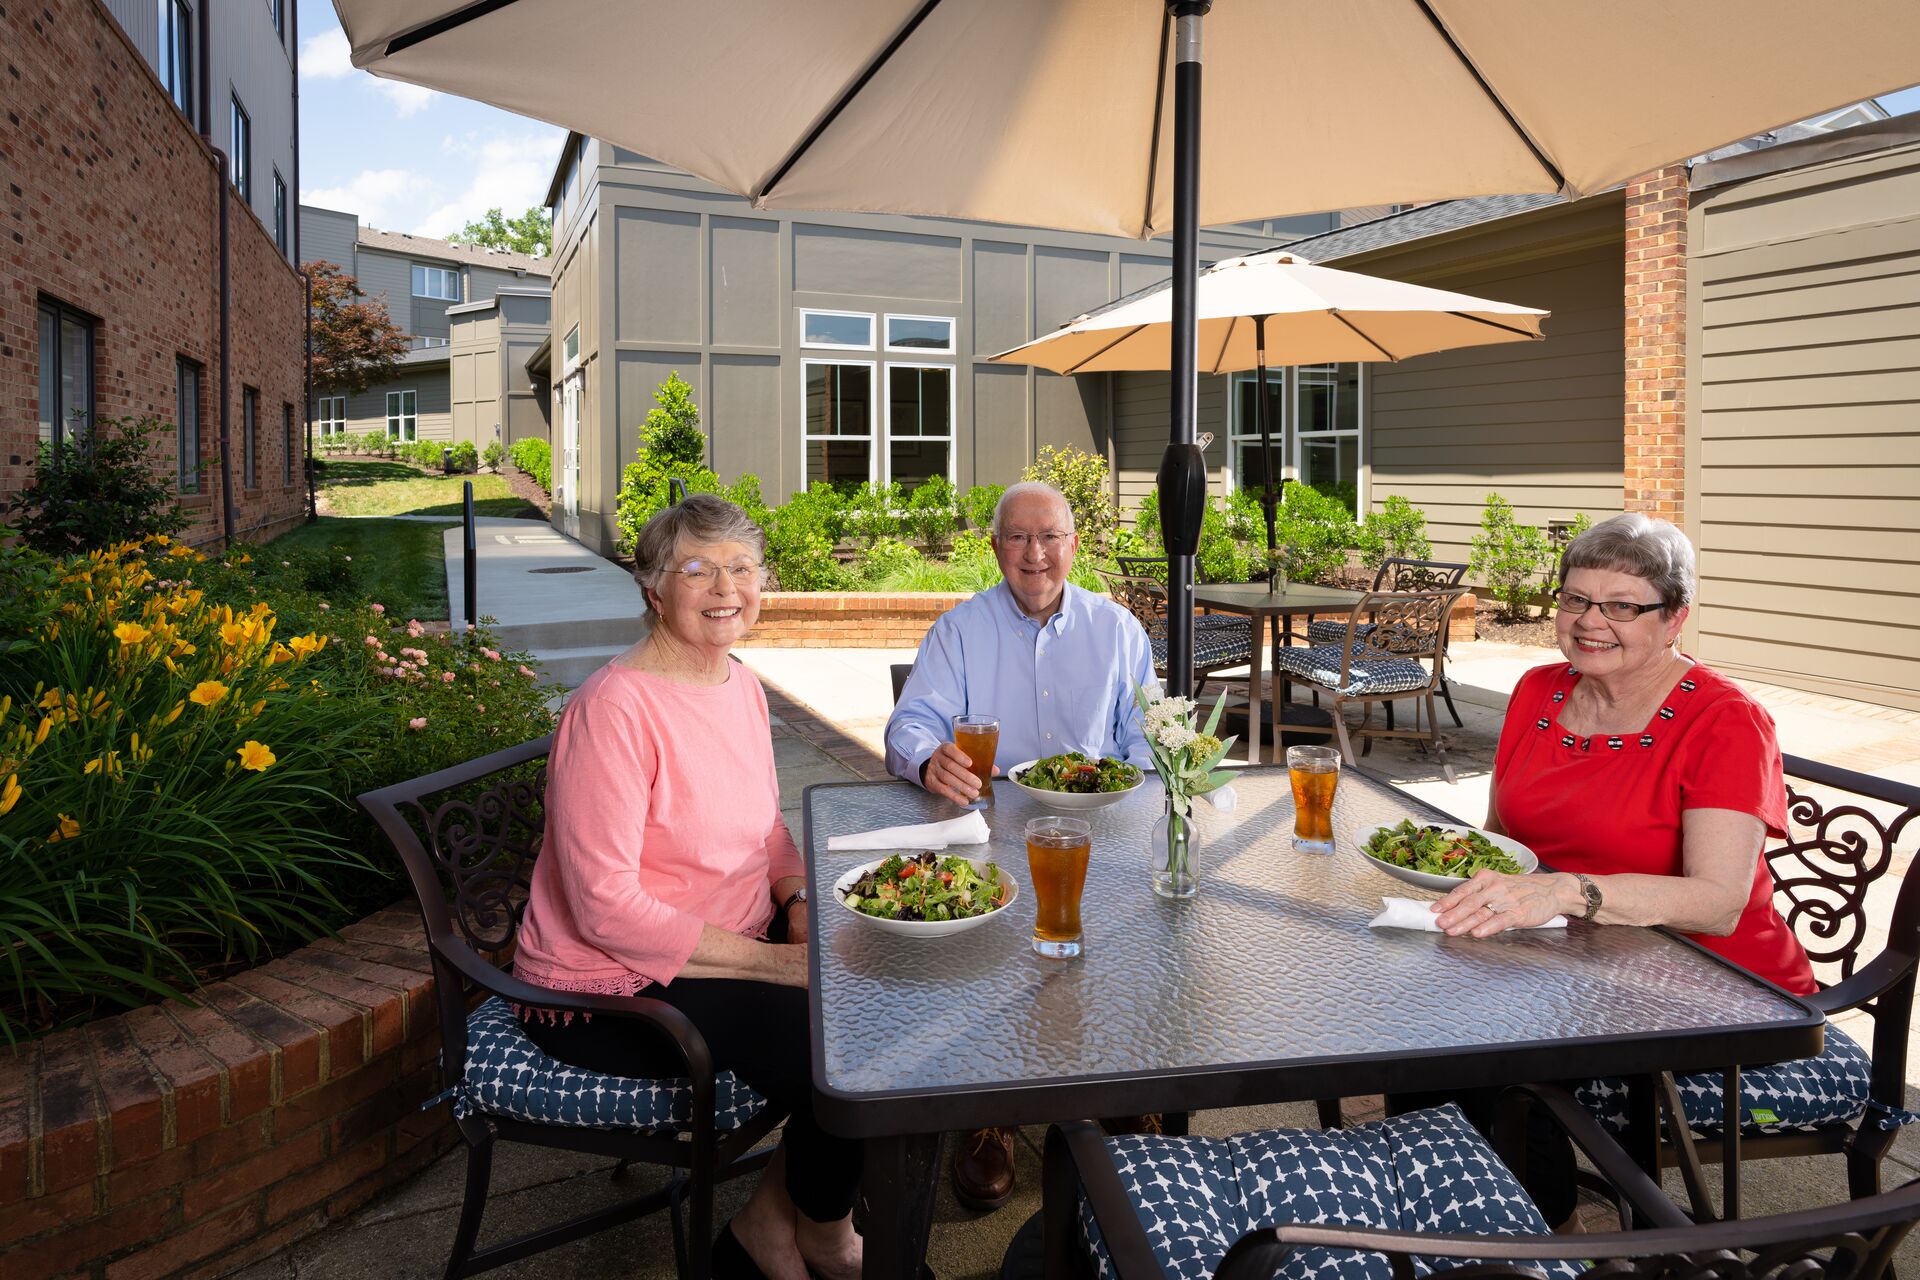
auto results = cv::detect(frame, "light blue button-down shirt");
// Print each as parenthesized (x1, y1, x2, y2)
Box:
(885, 581, 1156, 785)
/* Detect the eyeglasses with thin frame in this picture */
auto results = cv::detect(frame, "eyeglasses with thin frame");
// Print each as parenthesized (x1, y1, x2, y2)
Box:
(999, 530, 1073, 552)
(1551, 589, 1666, 621)
(667, 560, 762, 588)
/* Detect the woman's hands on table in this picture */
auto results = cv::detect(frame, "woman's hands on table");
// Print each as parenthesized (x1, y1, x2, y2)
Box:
(1431, 869, 1582, 937)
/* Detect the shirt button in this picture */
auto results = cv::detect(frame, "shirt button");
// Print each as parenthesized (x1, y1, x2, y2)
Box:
(1042, 689, 1050, 698)
(1045, 732, 1053, 740)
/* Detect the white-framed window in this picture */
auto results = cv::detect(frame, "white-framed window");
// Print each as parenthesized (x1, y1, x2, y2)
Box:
(176, 356, 201, 492)
(411, 265, 460, 301)
(801, 359, 875, 487)
(562, 325, 579, 370)
(229, 95, 250, 199)
(318, 395, 346, 437)
(386, 389, 418, 441)
(884, 363, 954, 489)
(883, 314, 955, 354)
(415, 335, 449, 349)
(1226, 362, 1365, 515)
(799, 309, 874, 351)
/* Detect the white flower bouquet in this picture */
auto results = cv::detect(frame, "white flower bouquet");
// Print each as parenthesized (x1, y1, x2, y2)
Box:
(1135, 685, 1237, 898)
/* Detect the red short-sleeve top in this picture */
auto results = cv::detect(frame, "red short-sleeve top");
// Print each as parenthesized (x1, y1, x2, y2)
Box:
(1493, 660, 1815, 995)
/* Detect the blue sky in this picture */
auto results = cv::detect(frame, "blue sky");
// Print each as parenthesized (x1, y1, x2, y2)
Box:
(296, 0, 1920, 242)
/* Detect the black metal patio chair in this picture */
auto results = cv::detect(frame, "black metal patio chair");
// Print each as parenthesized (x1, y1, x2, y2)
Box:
(358, 737, 787, 1279)
(1097, 560, 1252, 703)
(1044, 1083, 1920, 1280)
(1305, 558, 1470, 727)
(1571, 756, 1920, 1223)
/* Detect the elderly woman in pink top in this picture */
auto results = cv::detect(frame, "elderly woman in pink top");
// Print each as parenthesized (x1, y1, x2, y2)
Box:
(514, 494, 857, 1280)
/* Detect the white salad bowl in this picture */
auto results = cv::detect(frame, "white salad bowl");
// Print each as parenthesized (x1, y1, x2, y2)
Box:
(1349, 821, 1540, 894)
(1006, 758, 1145, 811)
(832, 855, 1019, 937)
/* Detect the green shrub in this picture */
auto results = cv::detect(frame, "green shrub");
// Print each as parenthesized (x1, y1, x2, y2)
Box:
(481, 442, 505, 473)
(509, 438, 552, 493)
(1470, 492, 1552, 620)
(1274, 484, 1358, 584)
(961, 483, 1005, 533)
(844, 481, 902, 550)
(858, 536, 922, 584)
(902, 475, 958, 552)
(641, 373, 706, 468)
(448, 441, 479, 474)
(1023, 445, 1119, 558)
(1, 416, 194, 555)
(763, 492, 853, 591)
(357, 430, 388, 458)
(1356, 495, 1433, 570)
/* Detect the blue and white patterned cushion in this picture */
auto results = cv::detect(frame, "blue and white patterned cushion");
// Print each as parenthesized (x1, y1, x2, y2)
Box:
(1152, 616, 1254, 670)
(1306, 618, 1374, 647)
(1079, 1105, 1582, 1280)
(455, 996, 766, 1133)
(1574, 1020, 1913, 1136)
(1272, 644, 1429, 697)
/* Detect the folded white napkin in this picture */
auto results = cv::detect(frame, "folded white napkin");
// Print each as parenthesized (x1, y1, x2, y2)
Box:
(826, 809, 990, 852)
(1368, 896, 1567, 931)
(1204, 785, 1238, 813)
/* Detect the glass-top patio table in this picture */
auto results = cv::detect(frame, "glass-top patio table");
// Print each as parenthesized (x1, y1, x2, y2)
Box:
(803, 767, 1821, 1279)
(1191, 581, 1367, 764)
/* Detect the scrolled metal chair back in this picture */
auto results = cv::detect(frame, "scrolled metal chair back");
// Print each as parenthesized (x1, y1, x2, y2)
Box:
(1767, 757, 1920, 982)
(1094, 567, 1167, 631)
(1349, 590, 1452, 662)
(1375, 557, 1468, 594)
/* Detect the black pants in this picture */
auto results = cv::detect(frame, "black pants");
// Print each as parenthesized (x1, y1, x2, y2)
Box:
(1386, 1086, 1578, 1225)
(523, 920, 860, 1223)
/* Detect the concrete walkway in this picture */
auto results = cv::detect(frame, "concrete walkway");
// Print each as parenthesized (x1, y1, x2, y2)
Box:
(237, 523, 1920, 1278)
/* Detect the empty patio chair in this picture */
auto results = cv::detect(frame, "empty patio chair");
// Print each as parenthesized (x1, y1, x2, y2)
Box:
(1570, 756, 1920, 1223)
(1094, 565, 1252, 703)
(1044, 1084, 1920, 1280)
(358, 736, 788, 1280)
(1270, 588, 1465, 774)
(1306, 558, 1469, 727)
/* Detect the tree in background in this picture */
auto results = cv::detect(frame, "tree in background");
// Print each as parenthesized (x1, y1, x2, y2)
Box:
(641, 371, 706, 466)
(448, 206, 552, 258)
(307, 260, 410, 402)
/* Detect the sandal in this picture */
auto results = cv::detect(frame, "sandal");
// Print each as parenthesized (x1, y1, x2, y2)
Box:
(711, 1219, 771, 1280)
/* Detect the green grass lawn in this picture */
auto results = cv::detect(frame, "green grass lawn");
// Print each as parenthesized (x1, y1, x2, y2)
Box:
(268, 518, 452, 620)
(317, 460, 538, 518)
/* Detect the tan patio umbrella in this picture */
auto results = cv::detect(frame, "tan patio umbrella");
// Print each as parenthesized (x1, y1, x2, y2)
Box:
(334, 0, 1920, 697)
(988, 249, 1549, 556)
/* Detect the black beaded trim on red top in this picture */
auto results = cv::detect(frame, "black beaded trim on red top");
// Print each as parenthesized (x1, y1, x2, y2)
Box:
(1533, 668, 1701, 752)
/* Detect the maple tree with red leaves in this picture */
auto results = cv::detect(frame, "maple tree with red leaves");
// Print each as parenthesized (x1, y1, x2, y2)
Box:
(306, 259, 411, 398)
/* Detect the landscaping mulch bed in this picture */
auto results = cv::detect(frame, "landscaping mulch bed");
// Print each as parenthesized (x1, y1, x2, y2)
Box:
(1474, 602, 1555, 646)
(503, 460, 552, 521)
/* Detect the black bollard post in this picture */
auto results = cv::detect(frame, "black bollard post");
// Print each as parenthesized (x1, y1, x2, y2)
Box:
(463, 480, 477, 632)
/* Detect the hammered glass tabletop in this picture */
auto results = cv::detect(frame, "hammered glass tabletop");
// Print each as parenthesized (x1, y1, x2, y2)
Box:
(804, 768, 1809, 1099)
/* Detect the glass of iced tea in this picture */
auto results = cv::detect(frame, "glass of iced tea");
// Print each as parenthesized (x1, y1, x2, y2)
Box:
(953, 714, 999, 805)
(1287, 745, 1341, 853)
(1025, 816, 1091, 959)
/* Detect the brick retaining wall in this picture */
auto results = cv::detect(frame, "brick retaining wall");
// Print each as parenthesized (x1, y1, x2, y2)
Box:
(0, 907, 448, 1280)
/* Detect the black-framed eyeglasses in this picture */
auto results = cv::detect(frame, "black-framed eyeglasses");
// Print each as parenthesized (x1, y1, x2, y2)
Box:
(1551, 589, 1666, 621)
(668, 560, 762, 587)
(999, 530, 1072, 552)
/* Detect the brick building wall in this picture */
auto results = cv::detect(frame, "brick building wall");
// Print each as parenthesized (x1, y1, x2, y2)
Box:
(1, 0, 307, 549)
(1621, 165, 1689, 524)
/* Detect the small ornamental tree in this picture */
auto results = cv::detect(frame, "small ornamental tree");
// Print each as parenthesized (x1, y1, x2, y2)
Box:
(307, 260, 410, 406)
(1470, 492, 1553, 620)
(642, 372, 706, 467)
(447, 206, 552, 258)
(1022, 445, 1119, 559)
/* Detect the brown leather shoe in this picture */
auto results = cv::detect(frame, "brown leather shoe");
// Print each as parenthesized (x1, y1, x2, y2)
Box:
(951, 1126, 1017, 1211)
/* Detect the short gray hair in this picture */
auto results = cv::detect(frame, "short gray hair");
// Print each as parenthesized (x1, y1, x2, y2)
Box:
(991, 481, 1074, 537)
(1559, 512, 1697, 612)
(630, 493, 766, 598)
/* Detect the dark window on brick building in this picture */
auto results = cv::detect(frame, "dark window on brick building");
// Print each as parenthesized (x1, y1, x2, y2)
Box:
(37, 298, 94, 449)
(230, 96, 251, 200)
(273, 172, 288, 253)
(282, 403, 295, 485)
(176, 357, 202, 493)
(158, 0, 193, 118)
(243, 387, 259, 489)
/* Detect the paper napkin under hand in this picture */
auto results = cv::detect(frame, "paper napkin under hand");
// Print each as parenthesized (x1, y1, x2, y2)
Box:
(1367, 896, 1567, 931)
(826, 809, 991, 852)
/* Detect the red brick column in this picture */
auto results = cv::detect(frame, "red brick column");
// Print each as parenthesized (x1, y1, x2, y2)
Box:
(1622, 166, 1690, 523)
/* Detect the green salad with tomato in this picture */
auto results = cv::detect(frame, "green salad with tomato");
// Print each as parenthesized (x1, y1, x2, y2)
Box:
(1363, 819, 1526, 879)
(1014, 751, 1141, 794)
(841, 852, 1008, 922)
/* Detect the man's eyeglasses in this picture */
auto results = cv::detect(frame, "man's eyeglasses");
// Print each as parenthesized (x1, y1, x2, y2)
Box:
(1551, 589, 1666, 621)
(668, 560, 762, 587)
(999, 531, 1072, 552)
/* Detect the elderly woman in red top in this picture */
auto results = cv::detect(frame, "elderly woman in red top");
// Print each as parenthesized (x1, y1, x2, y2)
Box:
(513, 494, 858, 1280)
(1431, 511, 1814, 997)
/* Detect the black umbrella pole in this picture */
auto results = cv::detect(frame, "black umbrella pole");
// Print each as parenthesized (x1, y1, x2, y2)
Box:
(1255, 315, 1278, 569)
(1160, 0, 1209, 699)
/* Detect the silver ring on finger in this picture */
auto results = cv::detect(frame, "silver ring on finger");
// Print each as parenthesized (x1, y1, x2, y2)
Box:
(1485, 901, 1507, 914)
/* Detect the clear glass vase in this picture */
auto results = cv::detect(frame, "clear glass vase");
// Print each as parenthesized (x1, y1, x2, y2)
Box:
(1151, 796, 1201, 899)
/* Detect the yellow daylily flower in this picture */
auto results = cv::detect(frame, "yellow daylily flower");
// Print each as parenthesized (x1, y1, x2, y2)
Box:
(189, 680, 229, 707)
(163, 700, 185, 726)
(266, 643, 294, 666)
(287, 633, 328, 658)
(219, 621, 250, 647)
(113, 621, 151, 646)
(235, 741, 276, 772)
(48, 814, 80, 842)
(32, 718, 52, 748)
(0, 775, 19, 816)
(38, 689, 62, 711)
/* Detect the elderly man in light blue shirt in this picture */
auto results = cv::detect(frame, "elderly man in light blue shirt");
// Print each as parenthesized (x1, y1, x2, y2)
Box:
(886, 480, 1154, 809)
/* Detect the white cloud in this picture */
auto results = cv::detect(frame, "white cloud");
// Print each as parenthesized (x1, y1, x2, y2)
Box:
(302, 25, 437, 117)
(416, 131, 566, 238)
(305, 168, 423, 226)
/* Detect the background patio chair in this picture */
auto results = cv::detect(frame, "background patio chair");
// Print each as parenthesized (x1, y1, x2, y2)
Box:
(1270, 588, 1465, 777)
(358, 737, 788, 1280)
(1571, 756, 1920, 1223)
(891, 662, 913, 705)
(1096, 559, 1252, 703)
(1305, 558, 1470, 727)
(1043, 1084, 1920, 1280)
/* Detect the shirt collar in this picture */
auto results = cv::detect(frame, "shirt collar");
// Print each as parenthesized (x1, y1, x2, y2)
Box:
(993, 580, 1076, 635)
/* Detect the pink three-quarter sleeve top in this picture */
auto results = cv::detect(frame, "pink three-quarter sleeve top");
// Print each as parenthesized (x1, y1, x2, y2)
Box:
(513, 660, 806, 998)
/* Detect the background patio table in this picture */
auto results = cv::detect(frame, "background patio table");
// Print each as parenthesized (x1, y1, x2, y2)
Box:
(1191, 582, 1366, 763)
(803, 769, 1821, 1279)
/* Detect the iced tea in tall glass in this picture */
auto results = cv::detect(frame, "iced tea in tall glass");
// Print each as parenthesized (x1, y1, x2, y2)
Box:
(953, 715, 999, 802)
(1025, 817, 1090, 959)
(1287, 745, 1341, 853)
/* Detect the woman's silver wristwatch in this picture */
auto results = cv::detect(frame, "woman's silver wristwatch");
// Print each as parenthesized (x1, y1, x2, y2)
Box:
(1572, 874, 1602, 922)
(778, 889, 808, 915)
